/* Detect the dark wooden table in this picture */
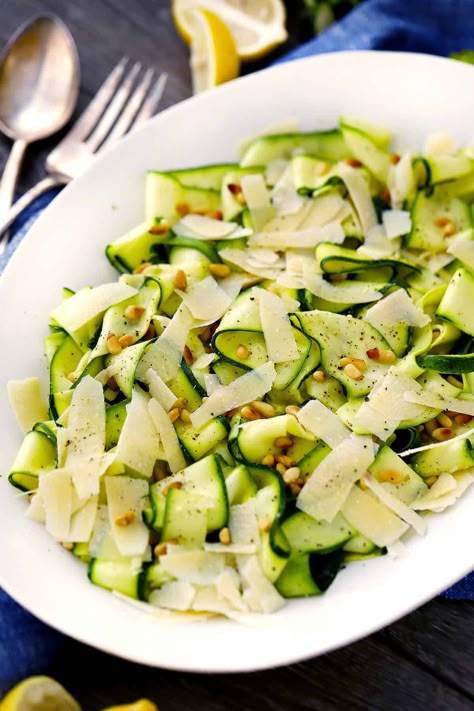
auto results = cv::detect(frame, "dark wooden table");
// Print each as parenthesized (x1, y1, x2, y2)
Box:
(0, 1, 472, 709)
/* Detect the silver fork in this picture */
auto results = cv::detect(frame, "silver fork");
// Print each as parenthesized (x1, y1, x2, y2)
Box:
(0, 58, 167, 250)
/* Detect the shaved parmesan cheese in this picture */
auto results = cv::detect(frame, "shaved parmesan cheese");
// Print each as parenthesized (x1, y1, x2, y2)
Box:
(341, 486, 409, 547)
(116, 388, 163, 478)
(215, 568, 248, 612)
(303, 266, 382, 304)
(160, 550, 225, 585)
(403, 391, 474, 416)
(25, 492, 45, 522)
(387, 153, 415, 208)
(241, 174, 274, 231)
(63, 376, 108, 499)
(228, 500, 259, 546)
(365, 289, 430, 328)
(50, 283, 137, 333)
(338, 164, 377, 235)
(413, 471, 474, 512)
(144, 368, 176, 411)
(89, 505, 124, 560)
(68, 496, 98, 542)
(150, 581, 196, 611)
(190, 362, 276, 429)
(219, 248, 282, 279)
(361, 473, 427, 535)
(358, 225, 399, 259)
(192, 352, 216, 370)
(386, 540, 407, 558)
(172, 214, 245, 240)
(297, 434, 377, 522)
(424, 132, 458, 156)
(447, 230, 474, 270)
(382, 210, 412, 239)
(105, 476, 149, 556)
(7, 378, 49, 433)
(271, 164, 306, 217)
(426, 252, 455, 273)
(217, 273, 249, 301)
(296, 399, 350, 448)
(136, 303, 195, 382)
(203, 542, 257, 554)
(204, 373, 220, 396)
(259, 289, 299, 363)
(302, 193, 347, 228)
(399, 428, 474, 457)
(265, 159, 289, 186)
(247, 248, 282, 265)
(39, 469, 73, 540)
(177, 276, 232, 322)
(237, 555, 285, 614)
(248, 220, 345, 250)
(411, 473, 457, 511)
(149, 397, 186, 473)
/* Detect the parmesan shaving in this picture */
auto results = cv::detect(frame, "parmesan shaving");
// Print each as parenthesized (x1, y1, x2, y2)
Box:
(150, 581, 196, 611)
(172, 214, 248, 240)
(177, 276, 232, 322)
(365, 289, 430, 328)
(411, 473, 457, 510)
(7, 377, 49, 433)
(228, 500, 259, 546)
(116, 388, 163, 478)
(218, 247, 282, 279)
(241, 174, 274, 231)
(296, 399, 350, 448)
(382, 210, 412, 239)
(204, 373, 221, 395)
(412, 471, 474, 512)
(144, 368, 176, 411)
(303, 266, 382, 304)
(160, 550, 226, 585)
(149, 397, 187, 473)
(358, 225, 399, 259)
(39, 469, 73, 540)
(338, 164, 377, 235)
(297, 434, 377, 522)
(387, 152, 415, 208)
(248, 220, 345, 250)
(190, 362, 276, 429)
(105, 476, 149, 556)
(361, 473, 427, 535)
(403, 391, 474, 416)
(341, 486, 409, 547)
(399, 428, 474, 457)
(50, 282, 137, 333)
(259, 289, 299, 363)
(237, 556, 285, 614)
(447, 230, 474, 270)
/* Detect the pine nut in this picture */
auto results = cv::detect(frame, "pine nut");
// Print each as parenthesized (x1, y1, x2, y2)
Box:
(339, 357, 367, 371)
(168, 407, 181, 423)
(274, 436, 293, 449)
(133, 262, 151, 274)
(149, 222, 170, 235)
(154, 542, 168, 557)
(367, 348, 379, 360)
(377, 349, 396, 364)
(447, 375, 463, 389)
(378, 469, 409, 484)
(390, 153, 401, 164)
(180, 408, 192, 424)
(276, 462, 287, 476)
(107, 376, 119, 391)
(316, 161, 330, 176)
(283, 466, 301, 484)
(289, 483, 302, 497)
(359, 477, 369, 490)
(258, 515, 272, 533)
(425, 419, 439, 435)
(236, 344, 250, 360)
(425, 476, 438, 487)
(285, 405, 301, 417)
(344, 363, 363, 380)
(144, 323, 156, 340)
(251, 400, 275, 418)
(61, 542, 74, 550)
(437, 413, 453, 428)
(205, 209, 223, 221)
(66, 372, 77, 383)
(380, 187, 391, 203)
(432, 427, 454, 441)
(106, 333, 122, 355)
(219, 527, 231, 545)
(227, 183, 242, 195)
(173, 269, 187, 291)
(208, 263, 231, 278)
(176, 202, 190, 216)
(241, 406, 261, 420)
(171, 397, 188, 410)
(115, 511, 135, 527)
(454, 413, 473, 425)
(276, 454, 296, 468)
(118, 334, 133, 348)
(153, 465, 167, 481)
(124, 305, 145, 321)
(312, 370, 325, 383)
(261, 454, 275, 467)
(162, 481, 182, 497)
(182, 344, 193, 365)
(443, 221, 456, 237)
(434, 216, 450, 227)
(345, 157, 363, 167)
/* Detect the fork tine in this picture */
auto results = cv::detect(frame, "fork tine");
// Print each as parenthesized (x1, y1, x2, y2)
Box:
(131, 73, 168, 129)
(86, 62, 142, 152)
(66, 57, 129, 143)
(104, 68, 155, 145)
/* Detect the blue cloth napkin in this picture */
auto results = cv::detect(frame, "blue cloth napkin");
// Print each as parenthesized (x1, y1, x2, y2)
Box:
(1, 0, 473, 694)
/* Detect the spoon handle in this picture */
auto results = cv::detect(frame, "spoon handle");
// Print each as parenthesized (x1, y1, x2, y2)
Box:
(0, 139, 28, 220)
(0, 174, 67, 255)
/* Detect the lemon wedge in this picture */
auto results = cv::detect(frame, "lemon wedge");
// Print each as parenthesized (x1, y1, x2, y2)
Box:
(0, 676, 81, 711)
(102, 700, 158, 711)
(172, 0, 288, 61)
(188, 8, 240, 94)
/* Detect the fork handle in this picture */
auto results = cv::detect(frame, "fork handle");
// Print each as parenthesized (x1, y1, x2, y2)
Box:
(0, 174, 68, 253)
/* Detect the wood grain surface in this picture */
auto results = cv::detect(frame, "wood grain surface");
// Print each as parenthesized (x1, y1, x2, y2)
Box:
(0, 1, 472, 709)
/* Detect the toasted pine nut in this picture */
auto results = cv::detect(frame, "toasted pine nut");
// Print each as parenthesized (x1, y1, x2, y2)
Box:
(162, 481, 182, 497)
(236, 344, 250, 360)
(124, 305, 145, 321)
(154, 542, 168, 557)
(339, 357, 367, 371)
(390, 153, 401, 165)
(276, 462, 287, 476)
(378, 469, 409, 485)
(437, 413, 453, 428)
(454, 413, 473, 425)
(206, 209, 224, 221)
(241, 406, 261, 420)
(66, 372, 77, 383)
(107, 376, 119, 391)
(377, 349, 396, 364)
(133, 262, 151, 274)
(61, 541, 74, 550)
(106, 333, 122, 355)
(115, 511, 135, 527)
(171, 397, 188, 410)
(345, 157, 363, 167)
(261, 454, 275, 467)
(285, 405, 301, 417)
(289, 483, 302, 497)
(168, 407, 181, 423)
(425, 419, 439, 435)
(274, 436, 293, 449)
(416, 424, 425, 433)
(434, 216, 451, 227)
(153, 465, 167, 481)
(447, 375, 463, 389)
(209, 263, 231, 278)
(118, 334, 133, 348)
(283, 466, 301, 484)
(176, 202, 190, 216)
(181, 344, 193, 365)
(432, 427, 454, 441)
(312, 370, 325, 383)
(425, 476, 438, 487)
(144, 323, 156, 340)
(366, 348, 380, 360)
(359, 477, 369, 490)
(219, 527, 231, 545)
(443, 221, 456, 237)
(251, 400, 275, 418)
(149, 222, 170, 235)
(227, 182, 242, 195)
(180, 408, 192, 424)
(344, 363, 363, 380)
(173, 269, 188, 291)
(327, 273, 347, 282)
(276, 454, 296, 468)
(316, 161, 330, 176)
(380, 187, 391, 203)
(258, 515, 272, 533)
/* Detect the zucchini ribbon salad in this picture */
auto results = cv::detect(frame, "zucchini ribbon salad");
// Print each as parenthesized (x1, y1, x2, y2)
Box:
(7, 117, 474, 618)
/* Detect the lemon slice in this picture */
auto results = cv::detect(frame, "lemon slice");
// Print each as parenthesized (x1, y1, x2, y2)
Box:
(172, 0, 288, 61)
(0, 676, 81, 711)
(188, 8, 240, 94)
(102, 700, 158, 711)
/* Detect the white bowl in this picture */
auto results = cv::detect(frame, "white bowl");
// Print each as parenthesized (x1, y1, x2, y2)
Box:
(0, 51, 473, 673)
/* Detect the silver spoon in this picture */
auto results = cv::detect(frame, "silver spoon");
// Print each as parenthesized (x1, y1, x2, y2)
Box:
(0, 15, 79, 252)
